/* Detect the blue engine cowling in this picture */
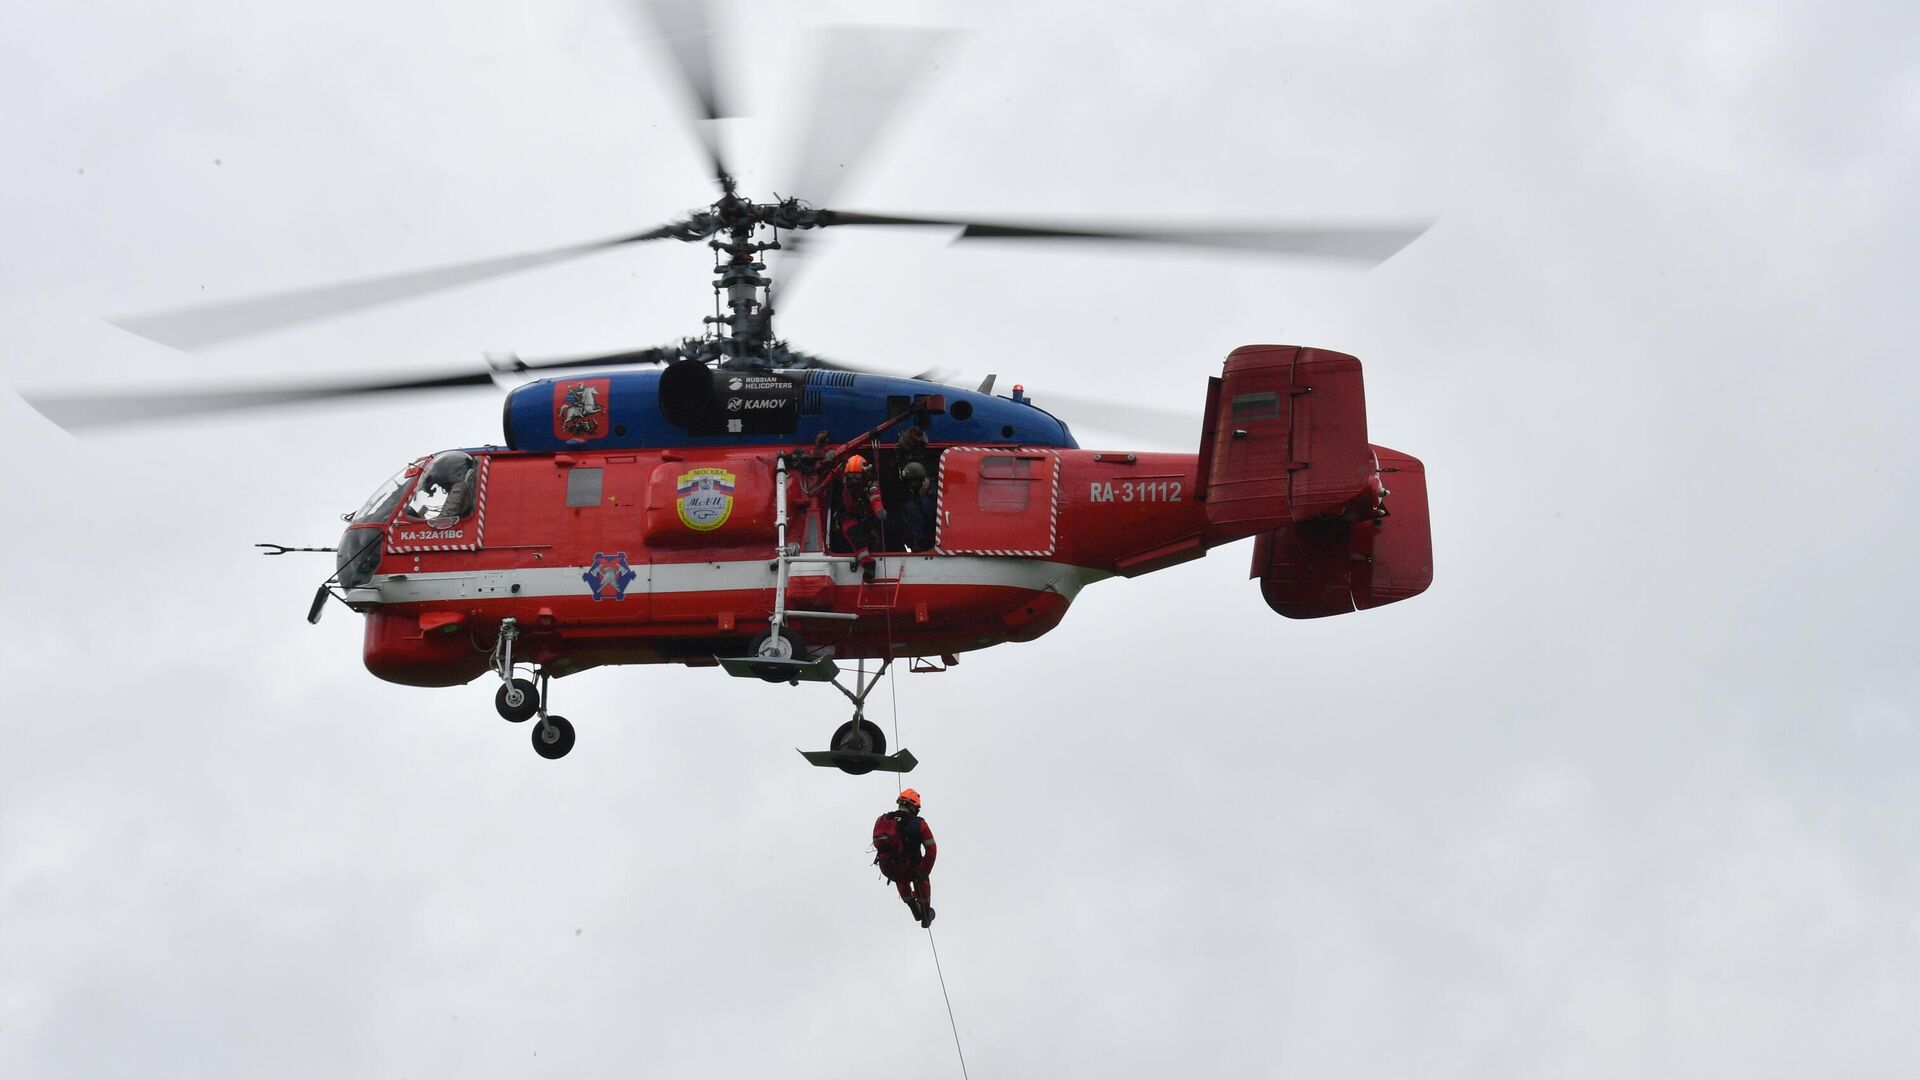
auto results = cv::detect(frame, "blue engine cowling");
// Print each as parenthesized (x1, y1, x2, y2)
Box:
(502, 366, 1078, 452)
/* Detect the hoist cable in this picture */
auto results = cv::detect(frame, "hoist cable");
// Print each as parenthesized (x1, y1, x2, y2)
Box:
(881, 578, 964, 1080)
(885, 604, 902, 795)
(926, 927, 970, 1080)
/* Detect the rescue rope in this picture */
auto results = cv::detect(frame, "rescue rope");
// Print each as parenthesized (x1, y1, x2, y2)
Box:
(889, 663, 902, 797)
(880, 569, 966, 1080)
(926, 928, 970, 1080)
(885, 604, 902, 796)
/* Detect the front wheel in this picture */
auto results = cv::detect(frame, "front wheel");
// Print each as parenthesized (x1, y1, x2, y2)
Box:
(495, 678, 539, 723)
(532, 715, 576, 760)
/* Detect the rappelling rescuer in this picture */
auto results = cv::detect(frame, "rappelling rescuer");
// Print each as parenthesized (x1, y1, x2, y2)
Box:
(874, 788, 937, 928)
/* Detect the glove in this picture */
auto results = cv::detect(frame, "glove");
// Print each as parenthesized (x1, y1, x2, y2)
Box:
(875, 507, 888, 521)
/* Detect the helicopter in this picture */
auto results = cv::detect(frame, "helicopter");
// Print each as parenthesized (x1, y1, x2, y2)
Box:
(22, 7, 1434, 767)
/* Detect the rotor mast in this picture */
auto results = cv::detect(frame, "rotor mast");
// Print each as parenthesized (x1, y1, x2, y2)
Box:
(705, 182, 776, 363)
(691, 183, 831, 369)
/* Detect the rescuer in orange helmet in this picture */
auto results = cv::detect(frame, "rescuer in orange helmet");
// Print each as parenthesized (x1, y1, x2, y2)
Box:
(835, 452, 887, 582)
(873, 788, 937, 927)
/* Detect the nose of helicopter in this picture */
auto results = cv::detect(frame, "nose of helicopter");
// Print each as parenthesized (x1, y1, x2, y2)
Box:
(336, 525, 384, 590)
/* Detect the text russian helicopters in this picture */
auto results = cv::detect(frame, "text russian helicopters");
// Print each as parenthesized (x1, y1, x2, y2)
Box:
(24, 6, 1434, 766)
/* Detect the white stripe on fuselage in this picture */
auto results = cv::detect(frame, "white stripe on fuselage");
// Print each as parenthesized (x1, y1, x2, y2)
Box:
(353, 555, 1111, 606)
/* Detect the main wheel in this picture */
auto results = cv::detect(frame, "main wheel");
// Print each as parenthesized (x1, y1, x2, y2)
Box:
(830, 718, 887, 775)
(747, 626, 805, 683)
(749, 625, 804, 659)
(494, 678, 539, 723)
(532, 715, 576, 760)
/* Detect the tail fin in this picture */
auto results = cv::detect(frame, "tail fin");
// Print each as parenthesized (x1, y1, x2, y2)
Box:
(1192, 345, 1432, 617)
(1199, 345, 1373, 532)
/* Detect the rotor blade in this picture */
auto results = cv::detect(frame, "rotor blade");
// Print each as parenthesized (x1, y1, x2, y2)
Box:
(782, 27, 952, 206)
(766, 349, 892, 376)
(627, 0, 735, 189)
(112, 224, 687, 352)
(771, 352, 1201, 447)
(22, 370, 498, 432)
(506, 345, 679, 373)
(1019, 389, 1200, 449)
(771, 26, 954, 306)
(813, 211, 1433, 265)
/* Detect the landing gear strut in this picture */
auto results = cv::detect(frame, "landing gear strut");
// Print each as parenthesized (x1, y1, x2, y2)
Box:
(490, 619, 575, 759)
(797, 660, 918, 775)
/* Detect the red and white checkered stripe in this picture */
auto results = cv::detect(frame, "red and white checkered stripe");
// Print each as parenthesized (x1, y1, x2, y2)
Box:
(933, 446, 1060, 558)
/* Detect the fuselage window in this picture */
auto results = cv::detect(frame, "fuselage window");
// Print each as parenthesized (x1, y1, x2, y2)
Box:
(406, 451, 477, 523)
(566, 467, 604, 508)
(978, 454, 1036, 512)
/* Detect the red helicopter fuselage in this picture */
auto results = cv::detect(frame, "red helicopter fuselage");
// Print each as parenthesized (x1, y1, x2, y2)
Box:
(338, 345, 1433, 687)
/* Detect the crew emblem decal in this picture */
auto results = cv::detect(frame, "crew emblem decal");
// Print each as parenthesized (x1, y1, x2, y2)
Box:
(582, 551, 637, 602)
(553, 378, 611, 440)
(674, 468, 736, 532)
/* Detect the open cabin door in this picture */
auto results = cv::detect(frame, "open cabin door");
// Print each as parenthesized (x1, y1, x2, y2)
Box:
(934, 449, 1059, 557)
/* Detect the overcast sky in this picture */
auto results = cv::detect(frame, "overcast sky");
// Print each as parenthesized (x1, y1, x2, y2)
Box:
(4, 1, 1918, 1077)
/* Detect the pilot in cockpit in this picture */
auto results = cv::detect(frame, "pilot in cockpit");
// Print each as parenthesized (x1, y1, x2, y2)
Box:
(408, 452, 476, 524)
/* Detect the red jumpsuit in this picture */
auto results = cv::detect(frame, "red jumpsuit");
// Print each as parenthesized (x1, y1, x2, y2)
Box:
(835, 472, 887, 571)
(876, 812, 937, 912)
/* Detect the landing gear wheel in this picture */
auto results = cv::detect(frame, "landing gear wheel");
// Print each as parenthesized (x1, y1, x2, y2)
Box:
(830, 718, 887, 775)
(494, 678, 539, 723)
(532, 715, 576, 760)
(748, 626, 805, 683)
(750, 626, 803, 659)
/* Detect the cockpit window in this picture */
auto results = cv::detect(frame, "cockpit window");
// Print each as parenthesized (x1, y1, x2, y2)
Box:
(351, 467, 413, 524)
(406, 451, 478, 523)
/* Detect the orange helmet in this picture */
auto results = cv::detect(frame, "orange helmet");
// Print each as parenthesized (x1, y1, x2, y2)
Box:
(845, 454, 869, 474)
(897, 788, 921, 809)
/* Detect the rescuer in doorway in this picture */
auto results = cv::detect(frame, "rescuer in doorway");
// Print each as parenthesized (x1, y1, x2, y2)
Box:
(836, 453, 887, 581)
(874, 788, 937, 927)
(894, 423, 934, 486)
(896, 460, 938, 552)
